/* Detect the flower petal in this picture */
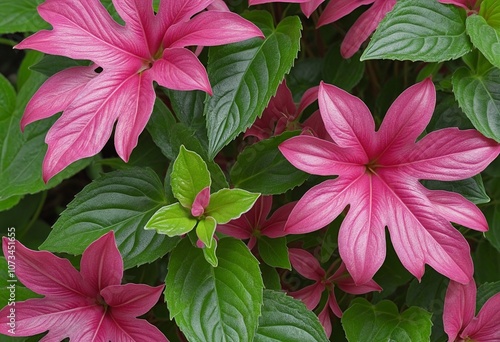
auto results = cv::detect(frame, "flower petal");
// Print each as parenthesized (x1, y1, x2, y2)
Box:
(42, 70, 141, 181)
(112, 0, 160, 56)
(297, 86, 319, 116)
(332, 263, 382, 294)
(376, 78, 436, 162)
(279, 135, 366, 176)
(421, 187, 488, 232)
(318, 82, 376, 159)
(288, 248, 325, 281)
(300, 0, 325, 18)
(114, 71, 156, 161)
(165, 11, 263, 49)
(157, 0, 213, 28)
(151, 48, 212, 94)
(318, 0, 375, 26)
(101, 283, 164, 318)
(284, 173, 363, 234)
(106, 316, 169, 341)
(398, 128, 500, 181)
(0, 297, 103, 340)
(1, 237, 90, 297)
(338, 175, 387, 285)
(340, 0, 397, 58)
(262, 201, 297, 238)
(288, 283, 324, 310)
(443, 281, 476, 342)
(318, 303, 333, 338)
(380, 171, 473, 284)
(191, 186, 211, 217)
(439, 0, 477, 10)
(81, 232, 123, 293)
(21, 66, 97, 130)
(15, 0, 145, 70)
(249, 0, 310, 5)
(461, 291, 500, 341)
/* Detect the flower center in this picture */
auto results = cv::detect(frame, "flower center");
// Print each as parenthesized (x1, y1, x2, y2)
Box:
(95, 294, 109, 311)
(365, 160, 378, 174)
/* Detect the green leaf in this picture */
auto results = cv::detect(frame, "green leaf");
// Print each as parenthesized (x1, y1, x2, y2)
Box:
(254, 290, 329, 342)
(202, 237, 219, 267)
(17, 51, 43, 91)
(0, 195, 23, 212)
(342, 298, 433, 342)
(30, 55, 89, 77)
(453, 67, 500, 141)
(0, 0, 49, 34)
(473, 239, 500, 283)
(147, 102, 228, 191)
(258, 236, 291, 269)
(477, 281, 500, 310)
(166, 238, 263, 342)
(40, 168, 178, 269)
(205, 189, 260, 224)
(205, 11, 302, 158)
(422, 175, 490, 205)
(196, 216, 217, 248)
(171, 146, 211, 208)
(260, 263, 282, 291)
(167, 89, 209, 147)
(230, 131, 309, 194)
(362, 0, 472, 62)
(0, 72, 91, 201)
(484, 204, 500, 252)
(323, 43, 365, 92)
(145, 202, 197, 237)
(467, 0, 500, 72)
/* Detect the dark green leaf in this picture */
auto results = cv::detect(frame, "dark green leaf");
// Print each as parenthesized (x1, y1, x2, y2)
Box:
(453, 67, 500, 141)
(230, 131, 309, 194)
(254, 290, 329, 342)
(147, 101, 228, 190)
(342, 298, 433, 342)
(473, 239, 500, 283)
(422, 175, 490, 205)
(484, 204, 500, 252)
(477, 281, 500, 310)
(0, 0, 48, 34)
(145, 203, 197, 237)
(258, 236, 291, 269)
(166, 238, 263, 342)
(260, 263, 282, 291)
(287, 58, 323, 101)
(362, 0, 472, 62)
(30, 55, 89, 77)
(323, 43, 365, 92)
(205, 188, 260, 224)
(171, 146, 211, 208)
(205, 11, 302, 158)
(40, 168, 178, 268)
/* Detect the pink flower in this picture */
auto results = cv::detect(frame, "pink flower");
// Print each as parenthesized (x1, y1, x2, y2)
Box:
(0, 232, 167, 341)
(317, 0, 397, 58)
(287, 248, 381, 337)
(443, 280, 500, 341)
(245, 81, 323, 141)
(279, 79, 500, 285)
(217, 195, 296, 249)
(17, 0, 263, 182)
(248, 0, 326, 18)
(438, 0, 478, 11)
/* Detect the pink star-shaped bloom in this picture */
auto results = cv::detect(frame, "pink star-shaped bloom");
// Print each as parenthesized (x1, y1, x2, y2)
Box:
(249, 0, 326, 18)
(0, 232, 167, 341)
(287, 248, 381, 337)
(17, 0, 263, 182)
(244, 81, 326, 141)
(217, 195, 296, 249)
(317, 0, 397, 58)
(444, 280, 500, 341)
(279, 79, 500, 285)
